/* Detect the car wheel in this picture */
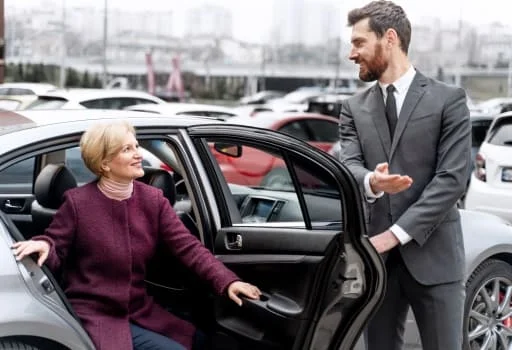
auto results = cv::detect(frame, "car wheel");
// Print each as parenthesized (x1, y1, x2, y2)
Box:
(260, 168, 292, 189)
(0, 339, 40, 350)
(463, 259, 512, 350)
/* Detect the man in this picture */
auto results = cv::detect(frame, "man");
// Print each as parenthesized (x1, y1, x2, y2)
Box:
(338, 1, 471, 350)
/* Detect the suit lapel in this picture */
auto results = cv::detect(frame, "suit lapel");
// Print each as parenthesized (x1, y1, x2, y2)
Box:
(369, 84, 391, 158)
(389, 72, 428, 159)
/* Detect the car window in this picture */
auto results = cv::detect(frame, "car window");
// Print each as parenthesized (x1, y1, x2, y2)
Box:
(305, 119, 338, 142)
(26, 97, 67, 110)
(81, 97, 154, 110)
(202, 138, 342, 227)
(9, 88, 34, 96)
(134, 98, 158, 105)
(471, 119, 493, 147)
(65, 147, 97, 184)
(488, 121, 512, 147)
(0, 158, 35, 194)
(278, 121, 310, 141)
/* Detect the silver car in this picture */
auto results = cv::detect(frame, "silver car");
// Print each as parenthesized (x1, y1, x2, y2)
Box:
(0, 109, 510, 350)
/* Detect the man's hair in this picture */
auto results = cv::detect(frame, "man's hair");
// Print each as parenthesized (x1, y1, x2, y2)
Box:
(347, 0, 411, 54)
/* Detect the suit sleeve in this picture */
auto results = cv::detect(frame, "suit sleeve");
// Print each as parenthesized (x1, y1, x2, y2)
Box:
(396, 87, 471, 246)
(338, 99, 371, 189)
(158, 193, 239, 294)
(31, 192, 77, 273)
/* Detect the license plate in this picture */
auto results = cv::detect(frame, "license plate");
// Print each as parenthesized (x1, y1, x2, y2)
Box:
(502, 168, 512, 182)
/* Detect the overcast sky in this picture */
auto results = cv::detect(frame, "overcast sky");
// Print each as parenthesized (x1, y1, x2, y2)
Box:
(9, 0, 511, 42)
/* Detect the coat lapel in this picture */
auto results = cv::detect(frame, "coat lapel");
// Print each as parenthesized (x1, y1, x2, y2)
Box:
(389, 72, 428, 159)
(369, 84, 391, 158)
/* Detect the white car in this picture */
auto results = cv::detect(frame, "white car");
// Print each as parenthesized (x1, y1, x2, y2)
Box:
(25, 88, 166, 110)
(465, 112, 512, 222)
(0, 82, 57, 96)
(125, 102, 238, 120)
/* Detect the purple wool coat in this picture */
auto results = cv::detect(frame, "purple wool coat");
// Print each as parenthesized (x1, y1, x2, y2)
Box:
(32, 181, 239, 350)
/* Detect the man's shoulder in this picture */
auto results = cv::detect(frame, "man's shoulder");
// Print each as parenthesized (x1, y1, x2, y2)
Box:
(345, 85, 375, 104)
(418, 72, 464, 95)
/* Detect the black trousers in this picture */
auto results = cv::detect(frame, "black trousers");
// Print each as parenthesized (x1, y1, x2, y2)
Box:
(365, 248, 465, 350)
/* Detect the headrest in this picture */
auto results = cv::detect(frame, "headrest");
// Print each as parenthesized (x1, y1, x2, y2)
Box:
(138, 168, 176, 205)
(34, 164, 78, 209)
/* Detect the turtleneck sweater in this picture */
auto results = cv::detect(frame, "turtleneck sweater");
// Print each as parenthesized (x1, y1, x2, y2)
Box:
(97, 176, 133, 201)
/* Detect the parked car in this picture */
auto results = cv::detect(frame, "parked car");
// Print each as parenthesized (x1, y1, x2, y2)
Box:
(465, 112, 512, 223)
(25, 88, 165, 110)
(125, 102, 238, 120)
(239, 90, 285, 105)
(216, 112, 340, 186)
(0, 110, 511, 350)
(0, 108, 384, 350)
(0, 96, 38, 111)
(0, 82, 56, 97)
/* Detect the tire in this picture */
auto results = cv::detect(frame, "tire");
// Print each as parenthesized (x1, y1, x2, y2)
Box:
(463, 259, 512, 350)
(260, 168, 292, 189)
(0, 339, 40, 350)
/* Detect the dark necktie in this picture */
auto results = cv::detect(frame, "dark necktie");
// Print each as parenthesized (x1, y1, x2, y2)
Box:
(385, 84, 398, 138)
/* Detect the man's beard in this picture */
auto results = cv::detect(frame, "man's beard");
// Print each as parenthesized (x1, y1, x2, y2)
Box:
(358, 43, 388, 82)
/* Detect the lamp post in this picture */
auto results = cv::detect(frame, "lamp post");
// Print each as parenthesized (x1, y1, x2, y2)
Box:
(102, 0, 108, 87)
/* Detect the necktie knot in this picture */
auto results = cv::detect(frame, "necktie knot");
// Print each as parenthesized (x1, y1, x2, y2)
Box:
(387, 84, 396, 94)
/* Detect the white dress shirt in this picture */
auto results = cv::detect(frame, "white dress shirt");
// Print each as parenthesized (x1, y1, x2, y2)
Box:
(364, 65, 416, 244)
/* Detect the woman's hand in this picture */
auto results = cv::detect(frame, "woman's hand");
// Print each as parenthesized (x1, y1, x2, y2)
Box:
(11, 240, 50, 266)
(227, 281, 262, 306)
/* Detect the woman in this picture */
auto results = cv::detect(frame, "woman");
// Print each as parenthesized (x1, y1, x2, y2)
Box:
(12, 120, 261, 350)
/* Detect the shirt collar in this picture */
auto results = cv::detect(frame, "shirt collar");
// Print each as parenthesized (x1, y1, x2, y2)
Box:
(379, 65, 416, 96)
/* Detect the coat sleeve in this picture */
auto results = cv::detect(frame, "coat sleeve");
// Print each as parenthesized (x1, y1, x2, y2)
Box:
(31, 192, 77, 273)
(396, 87, 471, 246)
(158, 193, 239, 295)
(338, 99, 371, 188)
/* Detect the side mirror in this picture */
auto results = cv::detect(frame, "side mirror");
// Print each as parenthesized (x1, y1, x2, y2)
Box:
(214, 142, 243, 158)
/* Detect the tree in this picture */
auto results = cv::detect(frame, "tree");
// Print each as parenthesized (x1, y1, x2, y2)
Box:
(65, 68, 81, 87)
(82, 70, 91, 88)
(92, 74, 102, 88)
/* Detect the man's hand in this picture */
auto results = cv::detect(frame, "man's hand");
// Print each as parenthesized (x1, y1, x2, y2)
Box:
(369, 230, 400, 253)
(370, 162, 413, 194)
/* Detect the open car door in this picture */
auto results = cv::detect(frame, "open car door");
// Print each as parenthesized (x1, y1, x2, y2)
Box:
(186, 125, 386, 350)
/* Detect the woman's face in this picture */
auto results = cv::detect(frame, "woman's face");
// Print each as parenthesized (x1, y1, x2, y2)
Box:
(103, 131, 144, 183)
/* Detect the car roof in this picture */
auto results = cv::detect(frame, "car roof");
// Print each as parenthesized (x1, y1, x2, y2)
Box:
(37, 89, 165, 103)
(125, 102, 236, 114)
(0, 109, 222, 136)
(225, 111, 338, 129)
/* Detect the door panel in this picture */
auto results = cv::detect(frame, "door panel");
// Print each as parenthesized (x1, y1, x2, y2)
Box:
(186, 126, 385, 350)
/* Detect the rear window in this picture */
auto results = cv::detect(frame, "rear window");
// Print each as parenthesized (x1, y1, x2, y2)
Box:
(488, 119, 512, 146)
(471, 119, 493, 147)
(26, 97, 67, 110)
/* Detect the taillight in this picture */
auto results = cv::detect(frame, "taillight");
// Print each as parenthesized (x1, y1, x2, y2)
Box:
(474, 153, 486, 182)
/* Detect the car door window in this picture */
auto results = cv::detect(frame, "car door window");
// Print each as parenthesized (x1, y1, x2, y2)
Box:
(277, 121, 310, 141)
(65, 147, 97, 184)
(201, 138, 342, 227)
(0, 158, 35, 194)
(305, 119, 339, 142)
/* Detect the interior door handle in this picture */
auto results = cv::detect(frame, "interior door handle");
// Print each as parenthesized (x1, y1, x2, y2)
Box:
(226, 233, 242, 250)
(4, 199, 24, 211)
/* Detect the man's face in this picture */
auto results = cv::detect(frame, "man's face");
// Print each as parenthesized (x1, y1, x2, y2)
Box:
(349, 18, 388, 82)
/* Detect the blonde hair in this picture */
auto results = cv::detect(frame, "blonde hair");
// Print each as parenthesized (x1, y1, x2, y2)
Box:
(80, 120, 136, 177)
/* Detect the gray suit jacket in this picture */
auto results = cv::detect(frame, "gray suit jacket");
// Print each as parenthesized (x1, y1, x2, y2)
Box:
(338, 71, 471, 285)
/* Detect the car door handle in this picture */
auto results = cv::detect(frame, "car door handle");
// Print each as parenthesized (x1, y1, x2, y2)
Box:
(4, 199, 24, 211)
(225, 233, 243, 250)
